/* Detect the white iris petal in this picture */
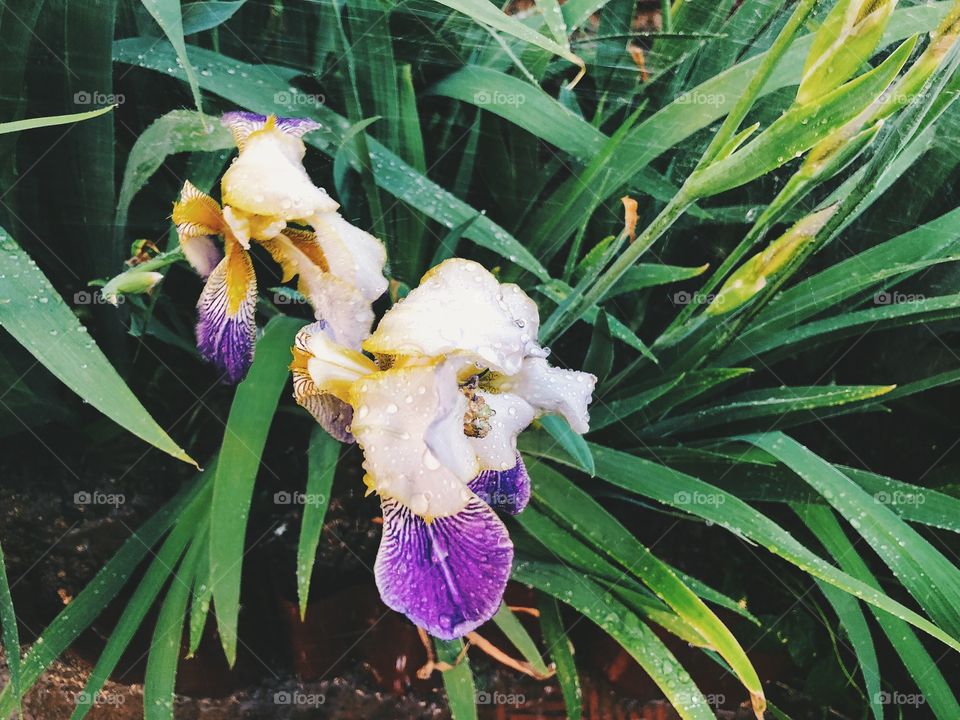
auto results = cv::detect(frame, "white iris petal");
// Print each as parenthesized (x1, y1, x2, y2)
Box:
(493, 357, 596, 434)
(364, 259, 528, 374)
(468, 391, 536, 471)
(350, 363, 479, 518)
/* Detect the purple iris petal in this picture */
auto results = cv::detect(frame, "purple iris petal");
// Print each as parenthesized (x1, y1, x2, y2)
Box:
(375, 494, 513, 639)
(468, 455, 531, 516)
(220, 110, 320, 138)
(195, 254, 257, 384)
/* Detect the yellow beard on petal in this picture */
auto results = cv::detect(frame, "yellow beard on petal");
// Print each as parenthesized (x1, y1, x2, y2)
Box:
(224, 240, 255, 316)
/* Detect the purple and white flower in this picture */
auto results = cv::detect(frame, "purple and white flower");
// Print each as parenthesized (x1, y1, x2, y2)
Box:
(292, 259, 596, 638)
(173, 112, 387, 383)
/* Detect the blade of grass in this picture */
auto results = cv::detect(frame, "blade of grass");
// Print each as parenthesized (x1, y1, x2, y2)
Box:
(537, 595, 581, 720)
(0, 542, 21, 719)
(210, 315, 304, 666)
(139, 0, 205, 114)
(797, 504, 960, 717)
(435, 638, 477, 720)
(0, 106, 116, 136)
(491, 604, 549, 676)
(297, 426, 339, 619)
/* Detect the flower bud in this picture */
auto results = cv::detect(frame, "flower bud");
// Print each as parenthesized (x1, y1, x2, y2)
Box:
(797, 0, 897, 106)
(707, 206, 837, 315)
(101, 271, 164, 305)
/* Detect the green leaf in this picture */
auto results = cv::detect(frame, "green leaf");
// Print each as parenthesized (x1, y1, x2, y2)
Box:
(187, 522, 212, 658)
(813, 578, 882, 720)
(537, 595, 581, 720)
(181, 0, 247, 34)
(491, 604, 549, 676)
(114, 110, 232, 245)
(431, 0, 584, 75)
(583, 310, 614, 383)
(0, 227, 195, 465)
(139, 0, 205, 114)
(528, 465, 765, 713)
(537, 280, 657, 362)
(0, 106, 116, 136)
(797, 504, 960, 717)
(525, 3, 950, 249)
(514, 561, 717, 720)
(144, 521, 207, 720)
(745, 432, 960, 639)
(602, 263, 710, 300)
(539, 415, 595, 476)
(644, 384, 895, 437)
(435, 638, 477, 720)
(588, 373, 686, 431)
(297, 426, 339, 619)
(722, 293, 960, 364)
(531, 442, 960, 654)
(0, 542, 21, 719)
(210, 315, 304, 666)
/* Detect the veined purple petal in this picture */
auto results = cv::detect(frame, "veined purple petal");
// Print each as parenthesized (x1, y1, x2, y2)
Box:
(196, 247, 257, 384)
(468, 455, 531, 516)
(220, 110, 321, 144)
(375, 494, 513, 640)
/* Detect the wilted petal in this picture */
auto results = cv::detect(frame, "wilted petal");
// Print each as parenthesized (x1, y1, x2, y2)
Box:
(493, 357, 596, 434)
(468, 455, 530, 515)
(350, 363, 479, 518)
(310, 213, 388, 304)
(375, 493, 513, 639)
(364, 259, 528, 374)
(172, 180, 224, 277)
(196, 241, 257, 383)
(220, 114, 339, 221)
(468, 391, 535, 472)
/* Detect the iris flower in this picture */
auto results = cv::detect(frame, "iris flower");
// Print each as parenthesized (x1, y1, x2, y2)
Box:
(172, 111, 387, 383)
(291, 259, 595, 638)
